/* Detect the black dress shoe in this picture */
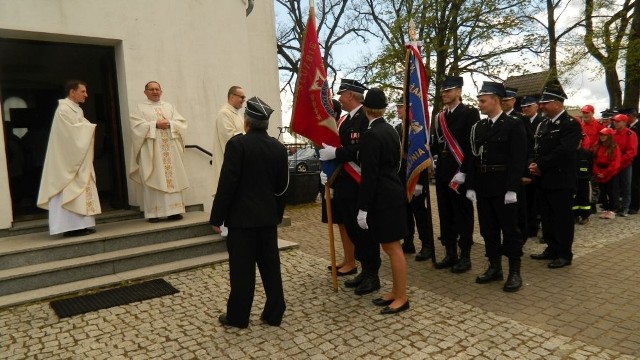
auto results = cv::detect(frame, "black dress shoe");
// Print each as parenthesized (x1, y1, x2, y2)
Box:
(63, 228, 96, 237)
(260, 316, 281, 327)
(218, 314, 247, 329)
(168, 214, 183, 220)
(530, 249, 554, 260)
(451, 257, 471, 273)
(344, 272, 366, 288)
(354, 276, 381, 295)
(628, 209, 638, 215)
(148, 217, 160, 223)
(434, 255, 457, 269)
(337, 267, 357, 276)
(380, 301, 410, 315)
(548, 258, 572, 268)
(372, 298, 394, 307)
(415, 247, 434, 262)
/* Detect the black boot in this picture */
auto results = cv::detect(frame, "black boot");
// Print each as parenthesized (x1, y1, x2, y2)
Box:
(434, 245, 458, 269)
(451, 247, 471, 273)
(415, 244, 434, 262)
(476, 257, 503, 284)
(503, 258, 522, 292)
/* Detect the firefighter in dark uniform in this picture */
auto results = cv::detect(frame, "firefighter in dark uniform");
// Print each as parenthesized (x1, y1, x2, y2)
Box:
(501, 88, 535, 244)
(210, 97, 288, 328)
(466, 82, 527, 292)
(520, 96, 544, 238)
(529, 84, 582, 268)
(394, 99, 433, 261)
(357, 88, 410, 314)
(433, 76, 480, 273)
(319, 79, 381, 295)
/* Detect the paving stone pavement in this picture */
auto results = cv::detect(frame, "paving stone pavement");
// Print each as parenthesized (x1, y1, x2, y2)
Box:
(1, 185, 639, 359)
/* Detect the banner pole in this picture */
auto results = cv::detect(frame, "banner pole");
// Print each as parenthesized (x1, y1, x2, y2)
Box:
(325, 163, 343, 291)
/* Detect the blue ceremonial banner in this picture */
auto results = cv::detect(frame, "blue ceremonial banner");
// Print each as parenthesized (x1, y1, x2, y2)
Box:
(403, 44, 432, 200)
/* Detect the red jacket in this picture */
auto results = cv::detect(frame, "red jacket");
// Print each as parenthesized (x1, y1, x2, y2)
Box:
(581, 120, 603, 150)
(592, 145, 621, 183)
(613, 128, 638, 169)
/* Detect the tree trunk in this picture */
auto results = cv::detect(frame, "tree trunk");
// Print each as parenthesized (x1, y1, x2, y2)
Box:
(623, 0, 640, 110)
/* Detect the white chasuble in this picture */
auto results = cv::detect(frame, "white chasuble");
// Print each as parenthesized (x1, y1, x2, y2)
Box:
(37, 98, 101, 234)
(130, 100, 189, 217)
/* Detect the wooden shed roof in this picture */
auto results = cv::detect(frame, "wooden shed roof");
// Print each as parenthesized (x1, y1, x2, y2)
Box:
(504, 71, 552, 97)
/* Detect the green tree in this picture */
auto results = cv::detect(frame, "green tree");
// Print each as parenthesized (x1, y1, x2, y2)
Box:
(275, 0, 372, 93)
(353, 0, 545, 117)
(584, 0, 635, 108)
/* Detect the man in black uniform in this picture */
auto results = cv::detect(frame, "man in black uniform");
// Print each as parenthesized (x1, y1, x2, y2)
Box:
(629, 112, 640, 214)
(466, 82, 527, 292)
(501, 87, 535, 244)
(210, 96, 289, 328)
(433, 76, 480, 273)
(319, 79, 381, 295)
(520, 96, 544, 237)
(395, 99, 433, 261)
(529, 84, 582, 268)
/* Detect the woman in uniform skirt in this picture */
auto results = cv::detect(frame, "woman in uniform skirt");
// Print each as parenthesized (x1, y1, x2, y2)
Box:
(356, 88, 410, 314)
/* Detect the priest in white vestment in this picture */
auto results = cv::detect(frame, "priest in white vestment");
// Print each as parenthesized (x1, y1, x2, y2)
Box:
(212, 85, 245, 196)
(37, 80, 101, 236)
(129, 81, 189, 222)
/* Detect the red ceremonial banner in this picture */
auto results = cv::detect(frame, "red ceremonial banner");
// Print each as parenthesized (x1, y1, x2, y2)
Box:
(290, 8, 340, 148)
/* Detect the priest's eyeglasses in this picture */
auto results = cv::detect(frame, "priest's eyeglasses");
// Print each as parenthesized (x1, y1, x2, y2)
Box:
(232, 93, 246, 100)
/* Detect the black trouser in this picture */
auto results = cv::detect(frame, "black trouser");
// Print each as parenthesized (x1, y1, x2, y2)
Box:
(517, 185, 528, 242)
(477, 195, 523, 258)
(226, 226, 286, 327)
(573, 179, 592, 218)
(334, 196, 381, 275)
(630, 164, 640, 211)
(523, 182, 540, 236)
(538, 188, 575, 260)
(435, 180, 474, 254)
(599, 180, 618, 211)
(404, 192, 431, 247)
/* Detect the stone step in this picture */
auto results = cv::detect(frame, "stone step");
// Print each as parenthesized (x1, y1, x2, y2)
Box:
(0, 211, 214, 271)
(0, 235, 224, 295)
(0, 238, 298, 309)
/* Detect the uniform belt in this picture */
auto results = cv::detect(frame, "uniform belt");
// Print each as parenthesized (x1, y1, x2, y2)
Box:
(476, 164, 506, 173)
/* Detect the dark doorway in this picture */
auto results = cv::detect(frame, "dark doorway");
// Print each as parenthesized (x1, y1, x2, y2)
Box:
(0, 38, 128, 221)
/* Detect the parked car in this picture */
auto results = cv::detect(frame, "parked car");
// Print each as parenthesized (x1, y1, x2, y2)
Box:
(288, 147, 321, 173)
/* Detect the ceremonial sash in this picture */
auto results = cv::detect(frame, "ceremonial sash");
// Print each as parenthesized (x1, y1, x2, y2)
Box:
(344, 161, 361, 183)
(439, 111, 464, 166)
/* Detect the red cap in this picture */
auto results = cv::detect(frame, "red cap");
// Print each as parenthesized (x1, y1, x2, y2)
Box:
(581, 105, 595, 113)
(612, 114, 629, 123)
(599, 127, 615, 135)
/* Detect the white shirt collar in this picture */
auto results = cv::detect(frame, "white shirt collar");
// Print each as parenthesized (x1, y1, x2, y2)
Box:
(349, 104, 363, 118)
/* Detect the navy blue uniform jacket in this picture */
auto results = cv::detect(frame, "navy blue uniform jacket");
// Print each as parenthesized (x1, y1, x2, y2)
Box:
(358, 118, 405, 211)
(210, 130, 288, 228)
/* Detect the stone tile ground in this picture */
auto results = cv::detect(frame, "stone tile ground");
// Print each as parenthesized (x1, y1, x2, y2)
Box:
(1, 185, 639, 359)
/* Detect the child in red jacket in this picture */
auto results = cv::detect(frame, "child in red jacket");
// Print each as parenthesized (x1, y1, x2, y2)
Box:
(593, 128, 621, 219)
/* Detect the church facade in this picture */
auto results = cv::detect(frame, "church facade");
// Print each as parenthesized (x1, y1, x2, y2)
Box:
(0, 0, 281, 229)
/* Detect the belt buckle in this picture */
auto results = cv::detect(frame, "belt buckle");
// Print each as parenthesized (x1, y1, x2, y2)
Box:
(480, 164, 488, 173)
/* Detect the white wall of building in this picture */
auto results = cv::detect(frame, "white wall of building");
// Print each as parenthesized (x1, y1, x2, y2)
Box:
(0, 0, 282, 229)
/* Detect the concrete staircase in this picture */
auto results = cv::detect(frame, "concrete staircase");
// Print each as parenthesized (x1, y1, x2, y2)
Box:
(0, 210, 296, 309)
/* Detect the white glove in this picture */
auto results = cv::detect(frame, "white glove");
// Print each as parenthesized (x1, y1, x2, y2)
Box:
(357, 210, 368, 229)
(319, 143, 337, 161)
(452, 172, 466, 185)
(504, 191, 517, 204)
(413, 184, 423, 196)
(466, 189, 477, 202)
(320, 171, 328, 185)
(330, 188, 334, 199)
